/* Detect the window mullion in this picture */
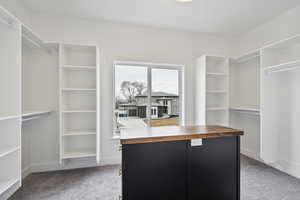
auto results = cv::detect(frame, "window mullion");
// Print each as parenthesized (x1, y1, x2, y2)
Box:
(147, 67, 152, 127)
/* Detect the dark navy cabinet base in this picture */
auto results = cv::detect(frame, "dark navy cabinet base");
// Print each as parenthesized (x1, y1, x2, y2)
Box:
(122, 136, 240, 200)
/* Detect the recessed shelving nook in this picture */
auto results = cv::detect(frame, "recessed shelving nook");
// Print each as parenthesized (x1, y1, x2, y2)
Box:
(59, 44, 100, 164)
(229, 50, 261, 160)
(195, 55, 229, 126)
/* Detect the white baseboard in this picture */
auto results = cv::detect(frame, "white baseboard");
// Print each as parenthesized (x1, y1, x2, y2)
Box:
(241, 148, 300, 179)
(271, 160, 300, 179)
(22, 156, 121, 178)
(22, 165, 31, 179)
(241, 148, 262, 161)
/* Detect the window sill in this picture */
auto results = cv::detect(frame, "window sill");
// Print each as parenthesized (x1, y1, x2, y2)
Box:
(112, 134, 120, 140)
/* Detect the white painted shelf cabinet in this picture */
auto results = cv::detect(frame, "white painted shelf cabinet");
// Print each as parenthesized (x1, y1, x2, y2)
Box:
(0, 7, 22, 199)
(195, 52, 261, 161)
(196, 34, 300, 179)
(195, 55, 229, 126)
(59, 44, 100, 164)
(260, 34, 300, 164)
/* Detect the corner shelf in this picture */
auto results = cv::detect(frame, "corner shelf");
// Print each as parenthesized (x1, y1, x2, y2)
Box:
(206, 107, 228, 111)
(62, 130, 96, 136)
(206, 90, 227, 93)
(61, 88, 96, 92)
(234, 50, 260, 63)
(206, 72, 228, 76)
(61, 65, 96, 70)
(62, 110, 96, 113)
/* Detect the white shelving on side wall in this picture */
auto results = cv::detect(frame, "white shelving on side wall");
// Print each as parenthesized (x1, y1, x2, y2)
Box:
(195, 55, 229, 126)
(0, 5, 22, 199)
(59, 44, 100, 164)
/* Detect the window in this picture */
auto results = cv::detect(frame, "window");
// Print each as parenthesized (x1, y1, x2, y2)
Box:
(114, 61, 184, 134)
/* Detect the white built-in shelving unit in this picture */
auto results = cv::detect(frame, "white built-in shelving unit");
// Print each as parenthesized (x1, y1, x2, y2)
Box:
(260, 34, 300, 164)
(59, 44, 100, 164)
(0, 6, 22, 199)
(195, 55, 229, 126)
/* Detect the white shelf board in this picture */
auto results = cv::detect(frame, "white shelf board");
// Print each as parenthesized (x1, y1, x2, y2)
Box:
(0, 115, 20, 121)
(63, 130, 96, 136)
(206, 90, 227, 93)
(62, 152, 96, 159)
(206, 73, 228, 76)
(264, 59, 300, 74)
(230, 107, 260, 115)
(61, 88, 96, 92)
(61, 65, 96, 70)
(234, 50, 260, 63)
(0, 179, 19, 196)
(206, 107, 228, 111)
(0, 146, 20, 158)
(62, 110, 96, 113)
(262, 33, 300, 50)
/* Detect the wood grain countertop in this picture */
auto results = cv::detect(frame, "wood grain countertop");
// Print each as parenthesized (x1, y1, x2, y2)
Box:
(120, 125, 243, 144)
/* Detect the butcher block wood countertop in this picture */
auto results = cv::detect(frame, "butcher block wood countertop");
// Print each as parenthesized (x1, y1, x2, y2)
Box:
(120, 125, 243, 144)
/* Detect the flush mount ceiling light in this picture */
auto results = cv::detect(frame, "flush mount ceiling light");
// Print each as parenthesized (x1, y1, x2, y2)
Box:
(176, 0, 193, 2)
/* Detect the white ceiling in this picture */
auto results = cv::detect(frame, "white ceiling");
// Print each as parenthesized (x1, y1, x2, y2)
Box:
(22, 0, 300, 35)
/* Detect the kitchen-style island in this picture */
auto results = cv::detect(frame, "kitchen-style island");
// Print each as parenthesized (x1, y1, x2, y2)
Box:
(120, 125, 244, 200)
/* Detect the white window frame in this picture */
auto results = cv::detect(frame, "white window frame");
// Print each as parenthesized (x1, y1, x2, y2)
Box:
(113, 60, 185, 136)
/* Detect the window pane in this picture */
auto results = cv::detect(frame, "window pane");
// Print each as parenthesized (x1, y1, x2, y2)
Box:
(114, 65, 148, 130)
(150, 68, 180, 127)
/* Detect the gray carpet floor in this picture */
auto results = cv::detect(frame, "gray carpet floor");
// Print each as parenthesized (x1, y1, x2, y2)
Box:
(10, 155, 300, 200)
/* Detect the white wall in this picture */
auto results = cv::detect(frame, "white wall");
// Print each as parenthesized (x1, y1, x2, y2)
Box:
(26, 13, 236, 166)
(237, 5, 300, 54)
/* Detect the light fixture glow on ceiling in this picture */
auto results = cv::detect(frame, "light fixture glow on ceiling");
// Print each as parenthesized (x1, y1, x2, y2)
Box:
(176, 0, 193, 2)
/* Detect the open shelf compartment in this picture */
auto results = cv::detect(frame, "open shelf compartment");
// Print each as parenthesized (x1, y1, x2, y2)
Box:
(62, 134, 96, 159)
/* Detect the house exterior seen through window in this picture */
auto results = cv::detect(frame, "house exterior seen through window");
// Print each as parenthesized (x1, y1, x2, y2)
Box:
(114, 62, 183, 133)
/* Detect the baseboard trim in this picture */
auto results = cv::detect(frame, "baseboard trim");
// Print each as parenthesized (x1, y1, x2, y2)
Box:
(22, 155, 121, 177)
(22, 165, 31, 179)
(271, 160, 300, 179)
(241, 148, 262, 161)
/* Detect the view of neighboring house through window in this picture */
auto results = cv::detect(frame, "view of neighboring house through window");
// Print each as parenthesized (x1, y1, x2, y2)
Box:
(114, 63, 182, 132)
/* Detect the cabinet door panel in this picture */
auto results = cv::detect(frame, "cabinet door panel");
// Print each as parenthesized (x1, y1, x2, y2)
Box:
(188, 136, 240, 200)
(122, 140, 187, 200)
